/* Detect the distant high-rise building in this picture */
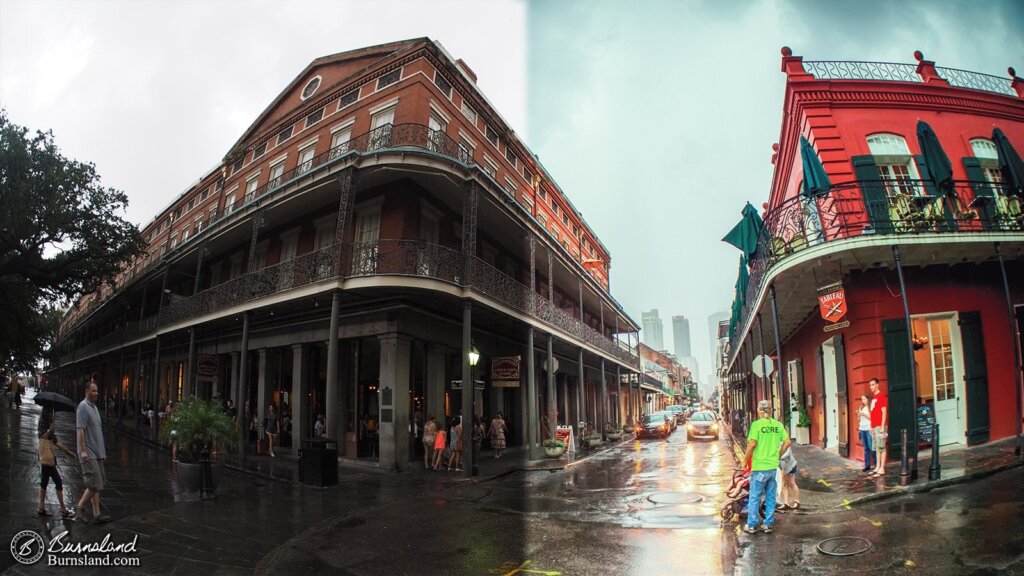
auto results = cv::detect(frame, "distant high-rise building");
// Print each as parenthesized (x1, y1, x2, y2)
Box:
(641, 309, 664, 351)
(707, 310, 729, 374)
(672, 315, 691, 359)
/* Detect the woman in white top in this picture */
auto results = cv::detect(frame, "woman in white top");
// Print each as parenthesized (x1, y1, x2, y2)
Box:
(858, 395, 875, 472)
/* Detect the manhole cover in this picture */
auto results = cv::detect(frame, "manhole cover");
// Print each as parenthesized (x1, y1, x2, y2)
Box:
(647, 492, 704, 504)
(817, 537, 872, 556)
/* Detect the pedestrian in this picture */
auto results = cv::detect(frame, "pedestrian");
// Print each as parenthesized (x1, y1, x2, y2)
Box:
(858, 394, 876, 472)
(742, 399, 790, 534)
(265, 403, 279, 458)
(76, 375, 112, 523)
(869, 378, 888, 478)
(423, 414, 437, 469)
(432, 421, 447, 470)
(447, 416, 463, 471)
(777, 443, 799, 511)
(314, 414, 326, 438)
(37, 407, 76, 518)
(489, 411, 507, 459)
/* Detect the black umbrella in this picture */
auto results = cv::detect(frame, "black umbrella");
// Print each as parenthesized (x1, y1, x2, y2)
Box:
(917, 120, 954, 193)
(993, 127, 1024, 197)
(34, 391, 77, 413)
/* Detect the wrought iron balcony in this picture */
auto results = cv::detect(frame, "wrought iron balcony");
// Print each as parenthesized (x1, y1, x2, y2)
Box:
(731, 179, 1023, 350)
(66, 240, 635, 367)
(803, 60, 1016, 97)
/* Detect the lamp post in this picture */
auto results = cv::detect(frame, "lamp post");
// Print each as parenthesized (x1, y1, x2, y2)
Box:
(468, 344, 480, 477)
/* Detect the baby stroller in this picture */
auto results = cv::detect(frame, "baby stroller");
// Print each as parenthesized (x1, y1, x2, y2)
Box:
(720, 468, 765, 522)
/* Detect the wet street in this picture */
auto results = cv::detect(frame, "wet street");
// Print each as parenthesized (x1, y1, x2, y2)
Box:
(4, 400, 1024, 575)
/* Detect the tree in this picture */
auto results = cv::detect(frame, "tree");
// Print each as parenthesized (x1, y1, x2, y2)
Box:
(0, 109, 146, 372)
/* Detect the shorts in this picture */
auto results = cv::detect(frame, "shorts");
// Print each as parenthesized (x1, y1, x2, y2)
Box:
(785, 465, 798, 476)
(40, 465, 63, 491)
(81, 459, 107, 492)
(872, 426, 888, 453)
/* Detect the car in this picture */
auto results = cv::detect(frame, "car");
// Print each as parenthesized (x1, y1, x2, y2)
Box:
(665, 405, 686, 424)
(686, 411, 720, 440)
(652, 410, 677, 432)
(637, 413, 672, 438)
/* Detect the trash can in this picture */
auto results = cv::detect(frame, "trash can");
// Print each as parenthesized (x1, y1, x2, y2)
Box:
(299, 437, 338, 487)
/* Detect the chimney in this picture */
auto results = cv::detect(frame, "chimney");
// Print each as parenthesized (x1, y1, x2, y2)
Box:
(456, 58, 477, 84)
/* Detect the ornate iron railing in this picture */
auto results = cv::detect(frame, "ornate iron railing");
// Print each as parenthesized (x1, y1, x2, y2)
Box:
(730, 179, 1023, 358)
(935, 66, 1015, 96)
(803, 60, 922, 83)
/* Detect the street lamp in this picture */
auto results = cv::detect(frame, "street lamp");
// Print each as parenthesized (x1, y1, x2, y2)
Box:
(468, 344, 480, 476)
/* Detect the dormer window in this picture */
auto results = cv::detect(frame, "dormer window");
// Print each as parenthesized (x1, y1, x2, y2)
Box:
(301, 76, 321, 100)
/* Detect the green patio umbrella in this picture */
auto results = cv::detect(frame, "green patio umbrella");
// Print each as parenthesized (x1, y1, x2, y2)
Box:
(800, 136, 832, 197)
(916, 120, 954, 193)
(722, 202, 764, 262)
(993, 127, 1024, 197)
(728, 255, 749, 340)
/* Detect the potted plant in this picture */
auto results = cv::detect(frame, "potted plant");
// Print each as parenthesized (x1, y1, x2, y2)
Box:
(622, 416, 634, 434)
(606, 423, 623, 442)
(582, 433, 603, 449)
(159, 397, 238, 497)
(795, 404, 811, 445)
(542, 438, 566, 458)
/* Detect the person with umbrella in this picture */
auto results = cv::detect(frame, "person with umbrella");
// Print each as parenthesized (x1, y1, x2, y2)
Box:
(36, 401, 77, 518)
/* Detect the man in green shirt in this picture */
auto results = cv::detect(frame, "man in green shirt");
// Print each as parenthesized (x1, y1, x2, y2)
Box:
(742, 400, 791, 534)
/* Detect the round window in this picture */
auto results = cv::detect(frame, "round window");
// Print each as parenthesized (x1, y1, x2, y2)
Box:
(301, 76, 321, 100)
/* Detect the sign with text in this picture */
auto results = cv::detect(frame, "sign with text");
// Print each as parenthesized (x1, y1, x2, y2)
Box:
(197, 355, 219, 377)
(490, 355, 521, 388)
(555, 425, 575, 454)
(450, 379, 485, 390)
(818, 283, 849, 332)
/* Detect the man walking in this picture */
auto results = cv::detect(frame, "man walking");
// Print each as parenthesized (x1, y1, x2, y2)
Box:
(76, 374, 111, 523)
(869, 378, 888, 478)
(743, 399, 790, 534)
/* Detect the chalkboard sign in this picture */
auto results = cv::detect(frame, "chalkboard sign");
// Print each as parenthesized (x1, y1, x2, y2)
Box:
(917, 404, 935, 446)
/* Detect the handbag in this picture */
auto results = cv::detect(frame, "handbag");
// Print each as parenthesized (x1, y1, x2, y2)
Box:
(39, 438, 57, 467)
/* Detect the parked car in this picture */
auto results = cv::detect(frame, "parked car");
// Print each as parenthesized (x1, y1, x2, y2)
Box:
(652, 410, 677, 432)
(637, 413, 672, 439)
(686, 411, 720, 441)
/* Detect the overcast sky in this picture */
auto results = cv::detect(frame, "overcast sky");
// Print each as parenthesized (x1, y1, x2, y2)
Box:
(2, 0, 1022, 389)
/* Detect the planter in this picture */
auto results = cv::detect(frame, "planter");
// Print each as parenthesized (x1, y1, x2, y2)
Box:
(795, 426, 810, 446)
(606, 432, 623, 441)
(543, 445, 566, 458)
(175, 460, 223, 495)
(622, 425, 634, 433)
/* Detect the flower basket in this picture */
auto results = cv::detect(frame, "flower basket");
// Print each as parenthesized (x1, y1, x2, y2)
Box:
(542, 439, 566, 458)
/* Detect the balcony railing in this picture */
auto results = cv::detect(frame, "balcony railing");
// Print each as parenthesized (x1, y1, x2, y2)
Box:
(803, 60, 1016, 97)
(935, 66, 1016, 96)
(68, 240, 635, 366)
(730, 179, 1023, 353)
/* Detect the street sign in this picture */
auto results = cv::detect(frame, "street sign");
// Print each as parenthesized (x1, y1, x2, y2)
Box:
(752, 355, 775, 378)
(450, 379, 485, 390)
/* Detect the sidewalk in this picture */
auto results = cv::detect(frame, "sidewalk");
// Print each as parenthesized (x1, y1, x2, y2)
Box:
(725, 427, 1024, 512)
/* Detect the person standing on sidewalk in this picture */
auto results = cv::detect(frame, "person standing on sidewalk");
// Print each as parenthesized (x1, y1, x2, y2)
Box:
(38, 407, 76, 518)
(869, 378, 888, 478)
(858, 394, 876, 472)
(264, 403, 279, 458)
(76, 376, 111, 523)
(742, 399, 791, 534)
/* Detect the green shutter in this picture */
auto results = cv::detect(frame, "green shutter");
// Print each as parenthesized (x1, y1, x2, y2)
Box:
(963, 157, 997, 231)
(852, 155, 893, 234)
(916, 155, 958, 232)
(835, 334, 850, 457)
(882, 318, 915, 460)
(959, 311, 990, 445)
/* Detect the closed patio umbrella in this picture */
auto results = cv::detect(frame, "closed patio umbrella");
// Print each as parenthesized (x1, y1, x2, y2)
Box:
(916, 120, 957, 231)
(993, 127, 1024, 197)
(800, 136, 832, 197)
(722, 202, 764, 262)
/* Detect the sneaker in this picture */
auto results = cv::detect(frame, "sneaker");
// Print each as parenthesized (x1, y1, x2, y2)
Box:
(743, 525, 757, 534)
(762, 524, 773, 534)
(94, 514, 112, 524)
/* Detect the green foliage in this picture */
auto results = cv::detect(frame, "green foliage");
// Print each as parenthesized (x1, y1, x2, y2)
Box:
(0, 110, 146, 371)
(797, 403, 812, 428)
(542, 439, 566, 449)
(158, 398, 238, 462)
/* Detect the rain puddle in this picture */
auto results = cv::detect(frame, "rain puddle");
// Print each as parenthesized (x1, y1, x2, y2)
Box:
(629, 508, 722, 529)
(647, 492, 704, 504)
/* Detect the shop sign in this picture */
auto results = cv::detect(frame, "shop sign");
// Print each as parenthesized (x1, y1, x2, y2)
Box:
(818, 283, 849, 332)
(197, 354, 219, 377)
(490, 355, 521, 387)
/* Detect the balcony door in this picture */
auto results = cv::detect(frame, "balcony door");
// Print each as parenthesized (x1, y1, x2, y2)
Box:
(912, 314, 966, 447)
(352, 206, 381, 275)
(368, 105, 396, 150)
(278, 230, 299, 290)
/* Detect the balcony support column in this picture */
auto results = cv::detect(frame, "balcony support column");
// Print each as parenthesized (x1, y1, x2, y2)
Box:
(995, 242, 1023, 460)
(528, 235, 536, 315)
(599, 358, 607, 440)
(526, 326, 538, 460)
(461, 302, 473, 477)
(151, 335, 161, 441)
(757, 313, 769, 413)
(615, 363, 622, 432)
(246, 211, 266, 274)
(547, 333, 556, 439)
(325, 291, 342, 451)
(577, 347, 585, 435)
(769, 284, 789, 424)
(892, 245, 918, 481)
(236, 312, 250, 465)
(186, 327, 197, 399)
(193, 247, 206, 295)
(461, 181, 479, 286)
(291, 344, 308, 451)
(332, 167, 358, 276)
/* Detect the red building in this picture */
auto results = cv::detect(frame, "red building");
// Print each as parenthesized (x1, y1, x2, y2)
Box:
(725, 48, 1024, 470)
(48, 38, 641, 471)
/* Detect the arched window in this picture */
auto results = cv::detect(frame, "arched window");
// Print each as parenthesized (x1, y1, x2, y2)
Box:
(866, 133, 921, 196)
(970, 138, 1003, 184)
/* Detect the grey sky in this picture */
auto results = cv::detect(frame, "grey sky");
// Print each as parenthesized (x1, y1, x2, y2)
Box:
(2, 0, 1021, 382)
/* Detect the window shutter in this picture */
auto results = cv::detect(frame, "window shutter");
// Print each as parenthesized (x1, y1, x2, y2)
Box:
(851, 155, 892, 234)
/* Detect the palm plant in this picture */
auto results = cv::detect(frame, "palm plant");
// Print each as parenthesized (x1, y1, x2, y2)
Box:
(158, 397, 238, 462)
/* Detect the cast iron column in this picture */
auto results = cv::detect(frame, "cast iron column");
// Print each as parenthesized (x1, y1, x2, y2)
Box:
(995, 242, 1023, 459)
(893, 245, 918, 481)
(237, 311, 250, 464)
(769, 284, 788, 424)
(527, 326, 538, 460)
(462, 301, 473, 478)
(325, 292, 341, 447)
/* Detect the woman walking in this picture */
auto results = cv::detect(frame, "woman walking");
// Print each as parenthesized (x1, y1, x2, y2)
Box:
(489, 411, 507, 459)
(447, 417, 464, 471)
(858, 394, 875, 472)
(432, 421, 447, 471)
(37, 407, 76, 518)
(265, 404, 279, 458)
(423, 415, 437, 468)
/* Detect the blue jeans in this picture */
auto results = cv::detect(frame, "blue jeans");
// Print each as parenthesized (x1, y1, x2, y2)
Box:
(747, 470, 777, 528)
(859, 429, 876, 469)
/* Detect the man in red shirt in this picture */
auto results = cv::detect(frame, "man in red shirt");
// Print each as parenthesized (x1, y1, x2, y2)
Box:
(869, 378, 888, 477)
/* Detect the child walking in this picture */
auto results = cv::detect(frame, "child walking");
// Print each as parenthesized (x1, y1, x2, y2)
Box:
(432, 422, 447, 470)
(38, 407, 76, 518)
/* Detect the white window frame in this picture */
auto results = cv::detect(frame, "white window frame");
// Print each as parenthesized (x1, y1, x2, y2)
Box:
(483, 155, 499, 179)
(296, 137, 319, 174)
(269, 157, 286, 188)
(330, 119, 355, 158)
(300, 75, 322, 101)
(461, 100, 477, 125)
(245, 172, 261, 203)
(867, 133, 921, 196)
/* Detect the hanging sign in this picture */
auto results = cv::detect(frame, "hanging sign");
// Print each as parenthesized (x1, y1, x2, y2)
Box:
(491, 355, 521, 388)
(818, 283, 849, 332)
(197, 355, 219, 377)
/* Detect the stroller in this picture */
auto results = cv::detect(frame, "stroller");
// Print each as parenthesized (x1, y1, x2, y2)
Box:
(720, 468, 765, 522)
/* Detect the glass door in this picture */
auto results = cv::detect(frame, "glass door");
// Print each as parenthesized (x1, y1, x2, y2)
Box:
(928, 318, 962, 446)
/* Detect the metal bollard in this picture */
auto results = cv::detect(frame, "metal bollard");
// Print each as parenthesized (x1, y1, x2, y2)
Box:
(899, 428, 912, 486)
(928, 423, 941, 481)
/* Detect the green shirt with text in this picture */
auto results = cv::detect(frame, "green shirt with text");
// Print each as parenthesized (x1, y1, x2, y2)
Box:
(746, 417, 789, 471)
